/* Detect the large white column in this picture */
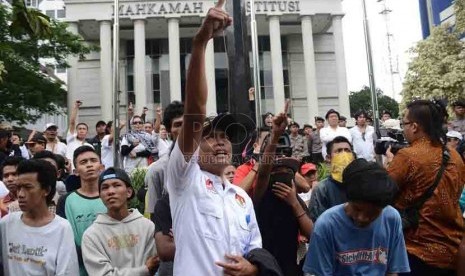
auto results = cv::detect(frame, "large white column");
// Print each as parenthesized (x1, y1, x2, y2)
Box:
(301, 15, 319, 119)
(67, 22, 79, 116)
(332, 15, 351, 118)
(168, 18, 182, 102)
(268, 15, 285, 114)
(205, 39, 217, 115)
(134, 19, 147, 113)
(301, 16, 319, 120)
(99, 20, 112, 121)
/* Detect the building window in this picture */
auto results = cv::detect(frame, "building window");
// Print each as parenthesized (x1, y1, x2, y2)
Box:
(57, 9, 66, 19)
(45, 10, 55, 19)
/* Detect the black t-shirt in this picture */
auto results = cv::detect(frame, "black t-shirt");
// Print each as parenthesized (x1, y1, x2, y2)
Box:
(255, 189, 310, 276)
(152, 193, 172, 235)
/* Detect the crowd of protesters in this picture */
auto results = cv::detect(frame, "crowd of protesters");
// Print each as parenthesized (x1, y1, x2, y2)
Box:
(1, 2, 465, 276)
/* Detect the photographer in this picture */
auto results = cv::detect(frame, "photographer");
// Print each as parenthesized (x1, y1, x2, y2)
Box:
(254, 104, 313, 276)
(385, 100, 465, 275)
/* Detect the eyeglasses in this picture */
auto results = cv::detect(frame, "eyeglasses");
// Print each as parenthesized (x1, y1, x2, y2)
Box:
(132, 121, 143, 125)
(400, 121, 413, 127)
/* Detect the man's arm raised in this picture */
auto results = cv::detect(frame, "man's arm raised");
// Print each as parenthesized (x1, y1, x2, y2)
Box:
(178, 0, 232, 158)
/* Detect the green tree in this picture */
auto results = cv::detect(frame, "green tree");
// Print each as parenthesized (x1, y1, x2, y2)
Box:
(0, 0, 96, 124)
(402, 0, 465, 106)
(349, 86, 400, 119)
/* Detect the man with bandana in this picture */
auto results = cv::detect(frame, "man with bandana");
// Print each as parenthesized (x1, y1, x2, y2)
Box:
(308, 136, 355, 222)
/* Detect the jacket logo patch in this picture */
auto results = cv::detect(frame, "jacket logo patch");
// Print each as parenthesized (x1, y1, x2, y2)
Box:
(206, 179, 217, 194)
(235, 193, 246, 208)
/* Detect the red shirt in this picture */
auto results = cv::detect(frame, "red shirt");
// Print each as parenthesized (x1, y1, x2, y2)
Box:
(232, 159, 257, 196)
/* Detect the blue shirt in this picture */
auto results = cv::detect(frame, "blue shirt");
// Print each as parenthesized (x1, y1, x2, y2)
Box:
(303, 204, 410, 276)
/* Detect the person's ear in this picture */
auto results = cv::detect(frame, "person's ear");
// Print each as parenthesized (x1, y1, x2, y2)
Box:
(98, 163, 105, 173)
(127, 187, 134, 199)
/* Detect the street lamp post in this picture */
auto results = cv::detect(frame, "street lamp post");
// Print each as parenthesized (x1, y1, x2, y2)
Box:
(250, 0, 262, 127)
(112, 0, 121, 168)
(362, 0, 380, 132)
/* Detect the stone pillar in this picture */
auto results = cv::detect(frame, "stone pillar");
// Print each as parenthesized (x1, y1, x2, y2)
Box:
(66, 22, 79, 117)
(301, 15, 319, 120)
(99, 20, 112, 121)
(332, 15, 351, 118)
(133, 19, 147, 113)
(205, 39, 217, 115)
(268, 15, 285, 114)
(168, 18, 182, 102)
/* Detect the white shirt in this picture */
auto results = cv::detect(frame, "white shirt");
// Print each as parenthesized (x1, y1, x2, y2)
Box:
(121, 136, 148, 175)
(349, 125, 376, 161)
(66, 131, 93, 170)
(157, 138, 173, 158)
(101, 135, 114, 169)
(0, 181, 9, 198)
(166, 142, 262, 275)
(0, 212, 79, 276)
(46, 140, 67, 157)
(320, 126, 352, 160)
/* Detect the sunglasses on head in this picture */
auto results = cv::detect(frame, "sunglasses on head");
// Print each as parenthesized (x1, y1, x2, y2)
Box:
(132, 121, 143, 125)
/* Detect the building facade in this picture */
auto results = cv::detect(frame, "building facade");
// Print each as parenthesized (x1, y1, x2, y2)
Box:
(64, 0, 351, 127)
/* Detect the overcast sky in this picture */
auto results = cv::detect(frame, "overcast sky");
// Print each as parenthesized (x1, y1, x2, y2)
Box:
(341, 0, 423, 101)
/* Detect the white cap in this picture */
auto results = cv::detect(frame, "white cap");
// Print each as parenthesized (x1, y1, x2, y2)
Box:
(44, 123, 58, 131)
(446, 130, 463, 140)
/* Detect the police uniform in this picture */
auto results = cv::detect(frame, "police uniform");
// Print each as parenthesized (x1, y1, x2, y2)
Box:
(166, 142, 262, 275)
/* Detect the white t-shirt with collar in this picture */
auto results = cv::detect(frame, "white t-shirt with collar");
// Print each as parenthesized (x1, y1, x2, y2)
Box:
(166, 142, 262, 275)
(65, 131, 93, 170)
(320, 126, 352, 160)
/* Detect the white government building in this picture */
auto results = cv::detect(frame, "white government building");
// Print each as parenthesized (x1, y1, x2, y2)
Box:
(64, 0, 351, 127)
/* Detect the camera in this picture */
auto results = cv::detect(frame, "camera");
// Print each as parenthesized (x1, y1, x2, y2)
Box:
(374, 127, 409, 155)
(261, 132, 293, 157)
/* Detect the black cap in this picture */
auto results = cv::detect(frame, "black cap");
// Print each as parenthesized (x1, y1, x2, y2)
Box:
(343, 159, 398, 207)
(452, 99, 465, 107)
(315, 116, 325, 122)
(339, 116, 347, 122)
(288, 121, 300, 128)
(25, 133, 46, 145)
(96, 121, 107, 128)
(202, 113, 238, 139)
(325, 109, 340, 120)
(98, 167, 134, 199)
(272, 157, 300, 173)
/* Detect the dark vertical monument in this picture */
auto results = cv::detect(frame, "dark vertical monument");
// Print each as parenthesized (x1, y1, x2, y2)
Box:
(224, 0, 255, 164)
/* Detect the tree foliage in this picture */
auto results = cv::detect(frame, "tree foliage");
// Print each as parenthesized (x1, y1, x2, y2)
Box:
(349, 86, 399, 119)
(402, 1, 465, 106)
(0, 0, 96, 125)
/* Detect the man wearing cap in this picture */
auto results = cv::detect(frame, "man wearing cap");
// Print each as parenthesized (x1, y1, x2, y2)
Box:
(87, 121, 107, 157)
(311, 117, 325, 164)
(303, 159, 410, 275)
(25, 132, 47, 158)
(254, 109, 313, 275)
(44, 123, 67, 157)
(320, 109, 352, 161)
(288, 121, 308, 160)
(166, 3, 260, 275)
(450, 99, 465, 137)
(82, 168, 159, 275)
(446, 130, 463, 150)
